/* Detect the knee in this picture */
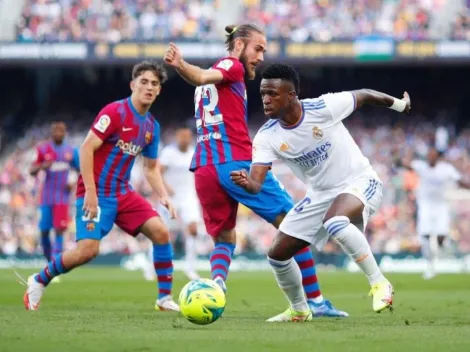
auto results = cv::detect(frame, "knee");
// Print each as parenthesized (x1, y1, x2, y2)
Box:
(214, 229, 236, 245)
(77, 241, 99, 263)
(187, 223, 198, 237)
(323, 215, 350, 237)
(152, 226, 170, 244)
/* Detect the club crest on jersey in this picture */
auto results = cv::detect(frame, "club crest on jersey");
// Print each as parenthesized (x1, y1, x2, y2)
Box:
(116, 139, 143, 156)
(145, 132, 152, 144)
(312, 126, 323, 140)
(86, 222, 95, 231)
(64, 152, 72, 161)
(280, 143, 289, 152)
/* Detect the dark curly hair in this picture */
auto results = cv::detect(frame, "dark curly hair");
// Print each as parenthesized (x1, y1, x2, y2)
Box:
(132, 60, 168, 84)
(261, 63, 300, 95)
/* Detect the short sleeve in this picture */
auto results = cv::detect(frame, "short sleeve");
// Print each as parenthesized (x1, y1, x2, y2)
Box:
(322, 92, 356, 124)
(159, 145, 172, 167)
(34, 146, 44, 165)
(252, 133, 278, 167)
(142, 121, 160, 159)
(411, 159, 426, 174)
(70, 148, 80, 170)
(90, 103, 121, 141)
(448, 164, 462, 182)
(212, 58, 244, 84)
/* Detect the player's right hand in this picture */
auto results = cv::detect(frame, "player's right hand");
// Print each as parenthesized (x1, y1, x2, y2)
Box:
(41, 160, 53, 169)
(83, 189, 99, 220)
(230, 169, 249, 188)
(402, 91, 411, 114)
(163, 43, 182, 69)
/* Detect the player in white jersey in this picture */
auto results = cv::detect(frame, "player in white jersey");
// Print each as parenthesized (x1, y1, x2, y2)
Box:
(399, 147, 470, 279)
(231, 63, 411, 322)
(159, 127, 202, 280)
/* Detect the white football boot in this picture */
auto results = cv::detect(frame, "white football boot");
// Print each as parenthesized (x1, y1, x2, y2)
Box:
(155, 295, 180, 312)
(24, 275, 45, 311)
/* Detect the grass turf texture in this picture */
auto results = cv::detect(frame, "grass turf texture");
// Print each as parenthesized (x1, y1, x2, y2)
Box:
(1, 268, 470, 352)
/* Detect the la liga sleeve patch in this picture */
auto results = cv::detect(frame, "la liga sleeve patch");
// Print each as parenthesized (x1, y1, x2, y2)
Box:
(94, 115, 111, 133)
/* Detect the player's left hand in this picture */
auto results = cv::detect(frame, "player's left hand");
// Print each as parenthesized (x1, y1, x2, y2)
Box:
(230, 169, 249, 188)
(402, 91, 411, 114)
(160, 197, 177, 219)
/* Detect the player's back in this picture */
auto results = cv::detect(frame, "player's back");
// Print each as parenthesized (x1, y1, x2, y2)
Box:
(254, 93, 374, 191)
(76, 98, 160, 198)
(190, 57, 252, 170)
(36, 141, 77, 205)
(160, 144, 197, 202)
(412, 160, 461, 204)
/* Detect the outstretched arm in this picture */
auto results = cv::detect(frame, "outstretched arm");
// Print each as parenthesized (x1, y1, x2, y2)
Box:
(164, 43, 223, 86)
(230, 165, 271, 194)
(352, 90, 411, 113)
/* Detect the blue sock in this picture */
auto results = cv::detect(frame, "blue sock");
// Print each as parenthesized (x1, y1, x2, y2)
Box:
(53, 234, 64, 256)
(153, 243, 174, 300)
(294, 247, 323, 302)
(210, 243, 235, 281)
(35, 254, 69, 286)
(40, 231, 51, 261)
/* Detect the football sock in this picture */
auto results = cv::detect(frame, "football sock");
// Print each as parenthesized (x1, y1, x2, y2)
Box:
(40, 230, 51, 261)
(324, 216, 386, 286)
(268, 256, 309, 312)
(153, 243, 174, 299)
(184, 235, 197, 272)
(53, 233, 64, 256)
(210, 243, 235, 281)
(35, 254, 70, 286)
(294, 247, 323, 303)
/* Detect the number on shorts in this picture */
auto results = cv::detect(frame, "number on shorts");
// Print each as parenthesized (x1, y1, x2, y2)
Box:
(194, 84, 224, 129)
(294, 197, 311, 213)
(81, 206, 101, 223)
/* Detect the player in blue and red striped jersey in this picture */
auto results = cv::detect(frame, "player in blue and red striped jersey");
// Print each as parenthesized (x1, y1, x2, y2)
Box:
(30, 122, 79, 266)
(164, 24, 347, 317)
(24, 61, 179, 312)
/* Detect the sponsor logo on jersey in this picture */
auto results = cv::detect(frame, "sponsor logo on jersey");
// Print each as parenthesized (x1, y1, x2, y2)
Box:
(312, 126, 323, 140)
(94, 115, 111, 133)
(292, 142, 332, 167)
(197, 132, 222, 143)
(49, 161, 71, 172)
(116, 140, 143, 156)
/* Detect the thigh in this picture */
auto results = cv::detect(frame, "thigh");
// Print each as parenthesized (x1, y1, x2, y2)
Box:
(434, 204, 451, 235)
(75, 197, 117, 241)
(215, 161, 294, 224)
(114, 192, 159, 236)
(52, 204, 69, 231)
(417, 203, 434, 236)
(279, 190, 332, 251)
(39, 205, 53, 231)
(195, 165, 238, 237)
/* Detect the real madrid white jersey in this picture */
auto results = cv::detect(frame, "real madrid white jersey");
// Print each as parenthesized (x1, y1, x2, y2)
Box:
(159, 144, 197, 203)
(411, 159, 461, 204)
(252, 92, 376, 191)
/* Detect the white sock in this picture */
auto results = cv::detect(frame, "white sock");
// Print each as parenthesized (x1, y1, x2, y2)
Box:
(267, 256, 309, 312)
(184, 235, 197, 272)
(324, 216, 386, 286)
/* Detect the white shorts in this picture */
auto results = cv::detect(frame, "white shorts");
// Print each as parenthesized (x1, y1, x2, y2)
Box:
(417, 202, 450, 237)
(279, 174, 383, 250)
(156, 197, 201, 229)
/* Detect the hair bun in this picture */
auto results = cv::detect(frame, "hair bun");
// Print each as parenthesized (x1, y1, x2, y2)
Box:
(224, 25, 237, 35)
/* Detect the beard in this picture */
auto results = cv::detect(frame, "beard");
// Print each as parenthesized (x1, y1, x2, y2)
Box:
(239, 49, 255, 80)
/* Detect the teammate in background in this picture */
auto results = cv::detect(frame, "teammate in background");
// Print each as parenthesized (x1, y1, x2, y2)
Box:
(164, 24, 346, 317)
(230, 63, 411, 321)
(397, 147, 470, 279)
(159, 127, 201, 280)
(30, 122, 79, 279)
(24, 61, 180, 312)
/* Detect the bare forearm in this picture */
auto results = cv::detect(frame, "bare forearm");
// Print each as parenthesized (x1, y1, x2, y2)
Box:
(79, 146, 96, 191)
(145, 169, 169, 199)
(30, 165, 41, 176)
(176, 60, 207, 86)
(353, 89, 395, 108)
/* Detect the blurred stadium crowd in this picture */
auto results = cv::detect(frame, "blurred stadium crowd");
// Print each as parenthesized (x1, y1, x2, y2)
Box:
(14, 0, 470, 42)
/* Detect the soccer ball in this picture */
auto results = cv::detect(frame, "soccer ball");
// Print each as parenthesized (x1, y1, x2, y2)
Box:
(178, 278, 226, 325)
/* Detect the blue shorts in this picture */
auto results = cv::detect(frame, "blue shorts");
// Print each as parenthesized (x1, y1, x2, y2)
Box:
(194, 161, 294, 236)
(39, 204, 69, 232)
(75, 192, 159, 241)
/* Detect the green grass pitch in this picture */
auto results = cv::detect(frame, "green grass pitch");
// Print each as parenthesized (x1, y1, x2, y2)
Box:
(1, 268, 470, 351)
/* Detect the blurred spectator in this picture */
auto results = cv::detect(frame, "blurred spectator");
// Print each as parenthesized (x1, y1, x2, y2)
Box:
(16, 0, 219, 42)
